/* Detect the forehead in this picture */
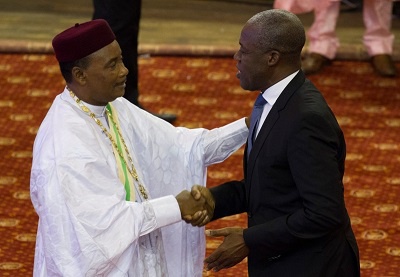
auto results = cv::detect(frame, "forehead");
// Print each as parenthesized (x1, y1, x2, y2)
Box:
(88, 40, 121, 65)
(239, 24, 258, 47)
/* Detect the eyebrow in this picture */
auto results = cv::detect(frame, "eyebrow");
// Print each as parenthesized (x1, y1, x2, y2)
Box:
(104, 56, 118, 68)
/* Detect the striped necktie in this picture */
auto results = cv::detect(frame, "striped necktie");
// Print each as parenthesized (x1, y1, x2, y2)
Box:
(247, 93, 267, 157)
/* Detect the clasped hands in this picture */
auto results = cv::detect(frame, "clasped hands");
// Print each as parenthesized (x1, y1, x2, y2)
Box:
(176, 186, 249, 272)
(175, 185, 215, 227)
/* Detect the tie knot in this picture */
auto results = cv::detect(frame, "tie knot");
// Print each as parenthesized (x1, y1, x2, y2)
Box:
(254, 93, 267, 107)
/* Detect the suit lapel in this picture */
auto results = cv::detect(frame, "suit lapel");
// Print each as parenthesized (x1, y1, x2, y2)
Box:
(245, 71, 306, 200)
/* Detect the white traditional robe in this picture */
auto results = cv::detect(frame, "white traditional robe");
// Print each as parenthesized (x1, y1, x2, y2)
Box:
(30, 88, 248, 276)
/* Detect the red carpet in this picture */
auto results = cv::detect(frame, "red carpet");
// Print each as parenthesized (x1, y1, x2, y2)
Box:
(0, 53, 399, 276)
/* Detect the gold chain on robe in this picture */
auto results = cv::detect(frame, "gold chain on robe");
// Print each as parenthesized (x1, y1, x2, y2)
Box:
(106, 103, 137, 202)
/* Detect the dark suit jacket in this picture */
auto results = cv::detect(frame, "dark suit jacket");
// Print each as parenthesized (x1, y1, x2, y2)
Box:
(211, 71, 360, 276)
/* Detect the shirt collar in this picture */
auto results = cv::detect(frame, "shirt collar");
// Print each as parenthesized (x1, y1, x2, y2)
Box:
(261, 70, 299, 105)
(85, 102, 107, 118)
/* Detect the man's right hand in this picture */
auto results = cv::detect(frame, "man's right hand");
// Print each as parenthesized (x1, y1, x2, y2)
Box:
(183, 185, 215, 226)
(175, 185, 215, 227)
(191, 185, 215, 219)
(176, 190, 208, 226)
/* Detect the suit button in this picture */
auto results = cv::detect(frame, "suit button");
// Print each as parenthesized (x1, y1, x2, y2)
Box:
(248, 213, 252, 218)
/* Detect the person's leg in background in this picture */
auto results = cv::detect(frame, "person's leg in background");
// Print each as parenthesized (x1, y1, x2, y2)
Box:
(273, 0, 314, 14)
(363, 0, 397, 77)
(93, 0, 140, 105)
(301, 0, 341, 74)
(394, 0, 400, 18)
(93, 0, 177, 122)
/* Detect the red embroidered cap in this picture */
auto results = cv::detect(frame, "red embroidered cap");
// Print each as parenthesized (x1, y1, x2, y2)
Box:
(52, 19, 116, 63)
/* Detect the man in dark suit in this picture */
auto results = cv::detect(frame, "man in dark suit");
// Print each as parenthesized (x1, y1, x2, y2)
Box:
(193, 9, 360, 276)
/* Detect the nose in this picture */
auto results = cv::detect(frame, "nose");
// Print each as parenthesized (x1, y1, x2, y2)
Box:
(233, 51, 240, 61)
(120, 62, 129, 77)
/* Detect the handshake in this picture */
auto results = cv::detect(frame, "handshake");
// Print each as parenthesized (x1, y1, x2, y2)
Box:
(175, 185, 214, 227)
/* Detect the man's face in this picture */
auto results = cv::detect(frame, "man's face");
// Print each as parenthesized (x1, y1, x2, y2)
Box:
(233, 24, 269, 92)
(81, 40, 129, 106)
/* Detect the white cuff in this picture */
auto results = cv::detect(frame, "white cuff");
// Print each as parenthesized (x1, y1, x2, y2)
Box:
(148, 195, 181, 229)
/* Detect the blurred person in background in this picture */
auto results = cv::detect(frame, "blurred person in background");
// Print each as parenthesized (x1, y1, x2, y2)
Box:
(274, 0, 397, 77)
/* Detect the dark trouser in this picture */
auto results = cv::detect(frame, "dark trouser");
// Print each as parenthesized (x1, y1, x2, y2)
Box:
(93, 0, 142, 106)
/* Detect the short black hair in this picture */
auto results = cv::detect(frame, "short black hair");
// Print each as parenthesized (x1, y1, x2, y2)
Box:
(248, 9, 306, 55)
(58, 55, 91, 84)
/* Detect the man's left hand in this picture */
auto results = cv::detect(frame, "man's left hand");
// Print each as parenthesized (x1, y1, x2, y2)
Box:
(204, 227, 249, 272)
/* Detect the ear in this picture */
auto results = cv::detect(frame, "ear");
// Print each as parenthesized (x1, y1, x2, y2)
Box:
(266, 50, 280, 66)
(71, 66, 87, 85)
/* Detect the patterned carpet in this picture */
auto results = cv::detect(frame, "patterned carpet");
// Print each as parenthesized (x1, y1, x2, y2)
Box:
(0, 53, 399, 276)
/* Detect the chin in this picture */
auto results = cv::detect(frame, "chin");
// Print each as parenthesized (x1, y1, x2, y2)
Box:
(114, 88, 125, 98)
(240, 83, 250, 91)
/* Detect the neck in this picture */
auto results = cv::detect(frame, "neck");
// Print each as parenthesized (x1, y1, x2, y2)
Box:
(66, 86, 108, 106)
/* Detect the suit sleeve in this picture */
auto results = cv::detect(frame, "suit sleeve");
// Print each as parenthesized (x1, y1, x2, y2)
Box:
(210, 180, 248, 220)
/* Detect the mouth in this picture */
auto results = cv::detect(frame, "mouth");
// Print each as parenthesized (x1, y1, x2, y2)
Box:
(116, 80, 126, 88)
(236, 69, 241, 79)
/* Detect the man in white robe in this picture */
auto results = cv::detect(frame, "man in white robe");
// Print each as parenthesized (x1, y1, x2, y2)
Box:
(30, 19, 248, 276)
